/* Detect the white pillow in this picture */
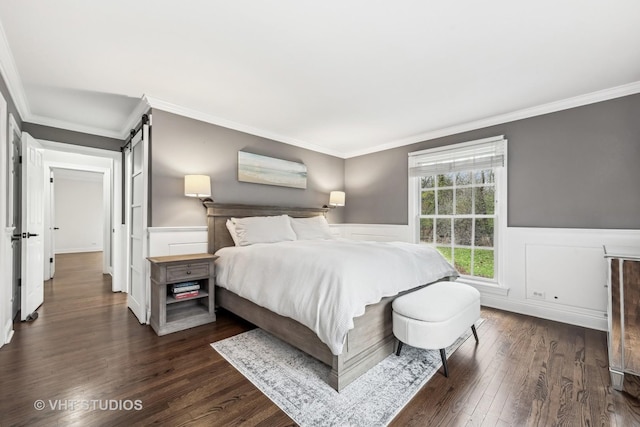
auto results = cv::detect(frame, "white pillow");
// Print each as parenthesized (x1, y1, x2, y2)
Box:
(231, 215, 297, 246)
(226, 219, 240, 246)
(289, 215, 333, 240)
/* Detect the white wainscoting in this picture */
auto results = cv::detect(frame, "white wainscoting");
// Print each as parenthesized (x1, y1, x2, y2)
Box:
(493, 227, 640, 331)
(330, 224, 411, 242)
(335, 224, 640, 331)
(145, 224, 640, 332)
(148, 226, 208, 257)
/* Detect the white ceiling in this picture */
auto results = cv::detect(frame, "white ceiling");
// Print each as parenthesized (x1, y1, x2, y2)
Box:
(0, 1, 639, 158)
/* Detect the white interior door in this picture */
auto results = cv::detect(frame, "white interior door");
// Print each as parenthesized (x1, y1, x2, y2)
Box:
(126, 125, 148, 323)
(20, 133, 44, 321)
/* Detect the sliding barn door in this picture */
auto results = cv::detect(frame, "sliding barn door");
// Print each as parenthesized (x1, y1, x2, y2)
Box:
(126, 124, 149, 324)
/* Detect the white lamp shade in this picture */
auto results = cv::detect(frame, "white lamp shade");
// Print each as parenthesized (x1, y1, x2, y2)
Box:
(329, 191, 346, 206)
(184, 175, 211, 197)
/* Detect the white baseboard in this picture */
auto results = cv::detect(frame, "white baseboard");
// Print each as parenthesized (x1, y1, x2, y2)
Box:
(55, 247, 103, 254)
(4, 327, 14, 344)
(481, 293, 607, 331)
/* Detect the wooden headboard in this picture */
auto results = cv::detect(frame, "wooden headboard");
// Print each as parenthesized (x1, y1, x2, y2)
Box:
(204, 202, 330, 254)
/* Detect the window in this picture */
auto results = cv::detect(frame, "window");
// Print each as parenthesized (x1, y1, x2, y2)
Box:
(408, 136, 506, 284)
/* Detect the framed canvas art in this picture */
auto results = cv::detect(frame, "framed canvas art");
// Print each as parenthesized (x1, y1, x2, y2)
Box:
(238, 151, 307, 189)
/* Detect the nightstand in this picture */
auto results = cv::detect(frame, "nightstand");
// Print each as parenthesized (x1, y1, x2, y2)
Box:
(147, 253, 217, 335)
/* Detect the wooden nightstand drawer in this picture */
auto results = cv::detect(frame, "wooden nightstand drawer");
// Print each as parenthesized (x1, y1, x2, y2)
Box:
(166, 262, 209, 282)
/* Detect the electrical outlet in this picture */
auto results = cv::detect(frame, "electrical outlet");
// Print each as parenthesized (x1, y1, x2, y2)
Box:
(531, 290, 546, 300)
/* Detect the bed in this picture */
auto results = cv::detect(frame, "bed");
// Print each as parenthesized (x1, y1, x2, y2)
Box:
(205, 202, 458, 391)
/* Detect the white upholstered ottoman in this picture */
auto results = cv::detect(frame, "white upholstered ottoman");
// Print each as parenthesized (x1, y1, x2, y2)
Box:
(392, 281, 481, 377)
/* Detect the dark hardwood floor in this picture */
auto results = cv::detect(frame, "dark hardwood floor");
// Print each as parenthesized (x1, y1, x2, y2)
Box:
(1, 252, 639, 426)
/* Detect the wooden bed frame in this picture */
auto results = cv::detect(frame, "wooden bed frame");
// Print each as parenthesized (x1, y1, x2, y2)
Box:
(205, 202, 438, 391)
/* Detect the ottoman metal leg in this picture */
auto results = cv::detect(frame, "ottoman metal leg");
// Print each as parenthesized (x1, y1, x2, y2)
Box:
(440, 348, 449, 377)
(396, 341, 403, 356)
(472, 324, 479, 343)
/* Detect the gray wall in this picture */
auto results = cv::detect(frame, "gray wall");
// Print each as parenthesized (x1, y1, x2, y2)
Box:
(0, 73, 22, 129)
(345, 93, 640, 229)
(150, 109, 345, 227)
(22, 123, 123, 151)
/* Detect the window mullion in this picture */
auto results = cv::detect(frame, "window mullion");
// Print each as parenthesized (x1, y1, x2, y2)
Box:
(470, 185, 476, 276)
(451, 176, 456, 267)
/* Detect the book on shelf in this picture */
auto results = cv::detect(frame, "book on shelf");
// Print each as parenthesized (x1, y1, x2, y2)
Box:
(171, 282, 200, 293)
(173, 290, 199, 300)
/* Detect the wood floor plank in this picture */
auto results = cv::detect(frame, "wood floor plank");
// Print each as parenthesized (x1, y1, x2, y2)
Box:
(1, 252, 639, 426)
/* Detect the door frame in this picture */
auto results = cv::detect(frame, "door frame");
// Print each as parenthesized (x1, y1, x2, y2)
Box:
(7, 113, 20, 324)
(0, 90, 11, 346)
(39, 139, 122, 291)
(44, 165, 110, 278)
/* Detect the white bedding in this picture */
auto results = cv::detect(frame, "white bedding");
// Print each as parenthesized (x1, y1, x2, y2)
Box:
(215, 239, 458, 355)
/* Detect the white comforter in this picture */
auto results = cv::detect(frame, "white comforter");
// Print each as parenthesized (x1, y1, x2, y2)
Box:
(215, 239, 458, 355)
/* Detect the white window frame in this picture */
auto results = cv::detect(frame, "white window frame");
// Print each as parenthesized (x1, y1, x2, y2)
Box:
(408, 135, 508, 290)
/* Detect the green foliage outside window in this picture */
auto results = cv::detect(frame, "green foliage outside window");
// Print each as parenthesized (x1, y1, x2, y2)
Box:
(420, 169, 496, 279)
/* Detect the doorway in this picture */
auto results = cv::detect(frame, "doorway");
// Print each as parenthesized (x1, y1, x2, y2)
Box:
(10, 139, 123, 323)
(48, 168, 105, 275)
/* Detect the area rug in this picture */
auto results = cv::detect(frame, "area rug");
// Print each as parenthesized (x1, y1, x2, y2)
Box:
(211, 319, 483, 427)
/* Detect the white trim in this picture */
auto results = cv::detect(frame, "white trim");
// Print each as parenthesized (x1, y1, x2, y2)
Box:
(7, 113, 19, 226)
(145, 95, 344, 158)
(463, 280, 509, 296)
(330, 223, 411, 242)
(40, 142, 122, 288)
(344, 81, 640, 158)
(38, 139, 121, 159)
(43, 158, 113, 277)
(11, 103, 148, 141)
(408, 136, 508, 286)
(120, 97, 151, 139)
(148, 226, 207, 233)
(26, 114, 124, 140)
(148, 226, 208, 257)
(0, 91, 12, 347)
(497, 226, 640, 331)
(55, 247, 103, 254)
(408, 135, 505, 157)
(481, 293, 606, 331)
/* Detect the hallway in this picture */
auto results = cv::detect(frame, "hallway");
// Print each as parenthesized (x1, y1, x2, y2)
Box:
(0, 252, 264, 426)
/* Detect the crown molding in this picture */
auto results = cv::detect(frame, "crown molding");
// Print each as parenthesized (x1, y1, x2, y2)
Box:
(26, 114, 125, 140)
(343, 81, 640, 158)
(0, 19, 30, 120)
(144, 95, 344, 158)
(120, 96, 151, 138)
